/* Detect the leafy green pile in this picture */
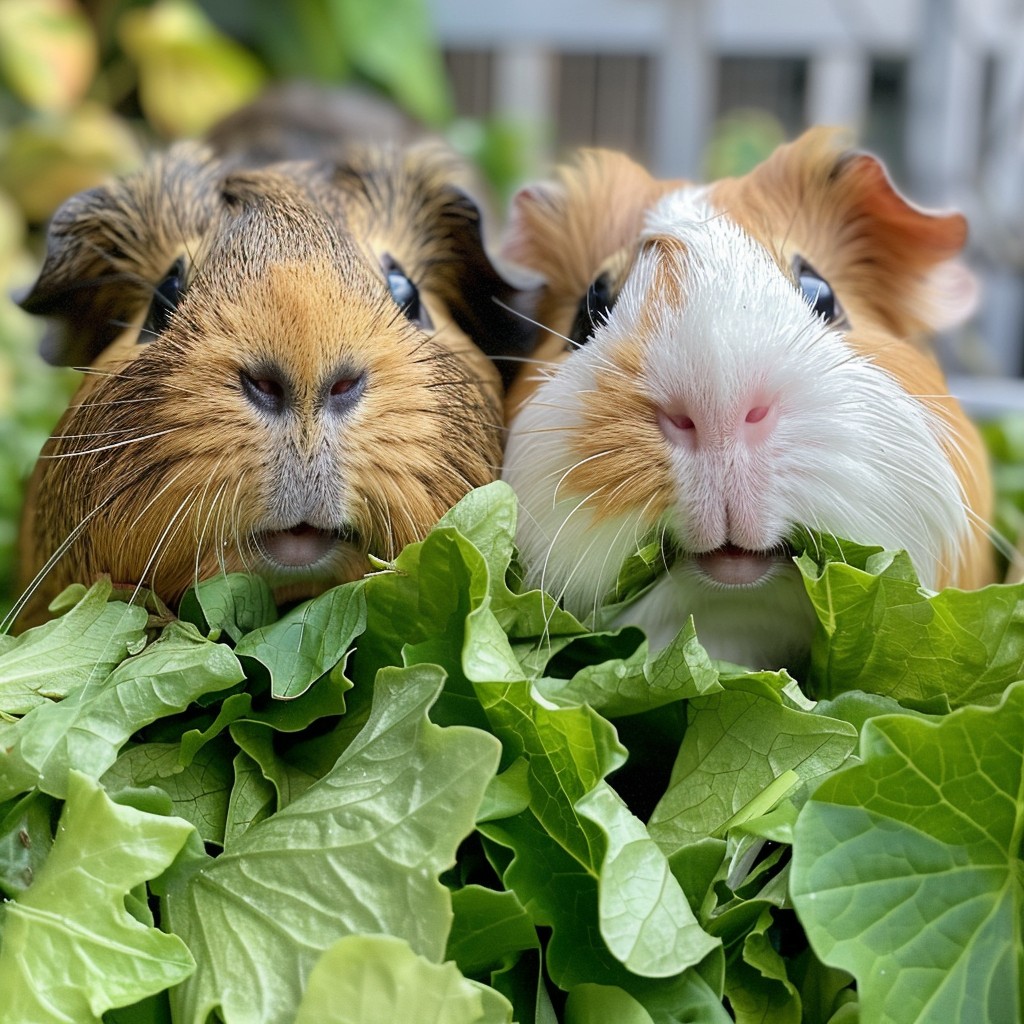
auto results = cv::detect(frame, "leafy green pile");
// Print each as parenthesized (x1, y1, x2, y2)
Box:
(1, 481, 1022, 1024)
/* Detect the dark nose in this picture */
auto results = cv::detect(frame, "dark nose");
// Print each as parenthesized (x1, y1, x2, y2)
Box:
(240, 364, 289, 415)
(323, 370, 366, 413)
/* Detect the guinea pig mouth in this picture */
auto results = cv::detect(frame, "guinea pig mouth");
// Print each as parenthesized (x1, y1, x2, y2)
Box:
(257, 523, 359, 569)
(692, 543, 794, 587)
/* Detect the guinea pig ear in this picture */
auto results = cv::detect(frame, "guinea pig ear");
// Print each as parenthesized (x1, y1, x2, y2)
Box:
(829, 143, 977, 334)
(17, 142, 221, 366)
(425, 183, 540, 384)
(503, 148, 683, 296)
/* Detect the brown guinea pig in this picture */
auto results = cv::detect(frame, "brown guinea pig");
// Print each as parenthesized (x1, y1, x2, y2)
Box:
(13, 135, 534, 629)
(500, 129, 995, 670)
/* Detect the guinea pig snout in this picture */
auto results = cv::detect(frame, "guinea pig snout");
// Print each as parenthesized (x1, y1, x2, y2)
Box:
(657, 393, 778, 451)
(239, 362, 366, 416)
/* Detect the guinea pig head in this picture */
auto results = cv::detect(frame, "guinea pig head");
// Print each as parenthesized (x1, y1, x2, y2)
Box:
(15, 142, 530, 627)
(501, 129, 994, 668)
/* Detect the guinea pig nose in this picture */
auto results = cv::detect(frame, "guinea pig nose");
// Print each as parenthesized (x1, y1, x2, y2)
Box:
(240, 365, 289, 415)
(323, 370, 366, 412)
(658, 397, 778, 449)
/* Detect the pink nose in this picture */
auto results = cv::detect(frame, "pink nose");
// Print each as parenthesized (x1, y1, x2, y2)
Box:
(658, 399, 777, 449)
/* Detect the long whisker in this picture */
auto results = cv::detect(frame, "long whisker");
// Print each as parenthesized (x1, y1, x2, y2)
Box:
(127, 491, 199, 610)
(41, 425, 186, 459)
(1, 499, 111, 633)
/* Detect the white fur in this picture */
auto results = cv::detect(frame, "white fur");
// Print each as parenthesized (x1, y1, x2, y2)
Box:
(502, 186, 969, 669)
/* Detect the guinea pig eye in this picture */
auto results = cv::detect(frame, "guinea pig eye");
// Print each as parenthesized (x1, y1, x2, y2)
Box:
(569, 273, 617, 347)
(382, 254, 433, 330)
(139, 258, 185, 342)
(794, 258, 841, 323)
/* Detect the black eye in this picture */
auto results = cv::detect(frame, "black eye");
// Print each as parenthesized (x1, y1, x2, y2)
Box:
(140, 258, 185, 342)
(795, 259, 840, 322)
(569, 273, 617, 347)
(383, 255, 432, 330)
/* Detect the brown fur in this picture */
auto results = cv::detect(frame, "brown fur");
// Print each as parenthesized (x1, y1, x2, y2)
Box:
(16, 139, 533, 628)
(503, 129, 994, 589)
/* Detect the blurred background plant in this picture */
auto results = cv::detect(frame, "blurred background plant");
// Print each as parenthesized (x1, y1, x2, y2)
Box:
(0, 0, 533, 617)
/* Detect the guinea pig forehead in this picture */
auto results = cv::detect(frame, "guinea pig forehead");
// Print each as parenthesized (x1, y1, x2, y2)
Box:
(621, 185, 804, 339)
(207, 170, 364, 272)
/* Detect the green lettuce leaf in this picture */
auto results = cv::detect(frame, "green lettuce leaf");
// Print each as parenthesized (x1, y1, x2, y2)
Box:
(577, 781, 720, 977)
(447, 884, 539, 977)
(102, 739, 234, 846)
(234, 580, 365, 699)
(0, 579, 148, 713)
(479, 811, 728, 1022)
(0, 620, 244, 800)
(178, 572, 278, 642)
(532, 619, 722, 718)
(798, 546, 1024, 708)
(0, 771, 194, 1022)
(294, 933, 513, 1024)
(565, 984, 656, 1023)
(791, 681, 1024, 1023)
(723, 906, 801, 1024)
(165, 664, 501, 1024)
(223, 745, 275, 846)
(648, 688, 857, 852)
(0, 790, 55, 895)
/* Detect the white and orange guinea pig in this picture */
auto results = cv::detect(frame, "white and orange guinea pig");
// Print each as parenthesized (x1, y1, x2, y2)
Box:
(14, 133, 534, 630)
(500, 128, 995, 670)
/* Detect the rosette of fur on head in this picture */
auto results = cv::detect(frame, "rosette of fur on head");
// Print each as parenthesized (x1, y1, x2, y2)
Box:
(13, 138, 534, 629)
(500, 130, 994, 670)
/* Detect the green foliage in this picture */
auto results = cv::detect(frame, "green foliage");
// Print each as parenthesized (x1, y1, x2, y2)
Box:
(0, 481, 1021, 1021)
(792, 686, 1024, 1022)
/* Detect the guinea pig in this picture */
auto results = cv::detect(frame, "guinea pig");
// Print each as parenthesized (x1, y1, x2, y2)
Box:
(13, 136, 534, 630)
(500, 129, 995, 670)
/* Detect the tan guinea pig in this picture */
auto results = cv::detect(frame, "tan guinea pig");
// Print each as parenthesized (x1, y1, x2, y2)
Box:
(13, 140, 534, 629)
(500, 129, 995, 670)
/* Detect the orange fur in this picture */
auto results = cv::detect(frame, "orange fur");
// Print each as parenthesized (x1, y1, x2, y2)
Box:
(502, 149, 683, 417)
(707, 128, 991, 587)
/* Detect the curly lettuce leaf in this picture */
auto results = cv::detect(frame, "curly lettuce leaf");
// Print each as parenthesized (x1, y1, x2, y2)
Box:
(446, 884, 539, 978)
(178, 572, 278, 642)
(293, 934, 513, 1024)
(798, 545, 1024, 709)
(0, 620, 244, 800)
(532, 619, 722, 718)
(360, 483, 585, 684)
(722, 905, 801, 1024)
(166, 664, 501, 1024)
(102, 739, 234, 846)
(234, 581, 366, 699)
(479, 810, 728, 1022)
(577, 781, 720, 977)
(0, 771, 194, 1023)
(791, 681, 1024, 1023)
(0, 579, 148, 713)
